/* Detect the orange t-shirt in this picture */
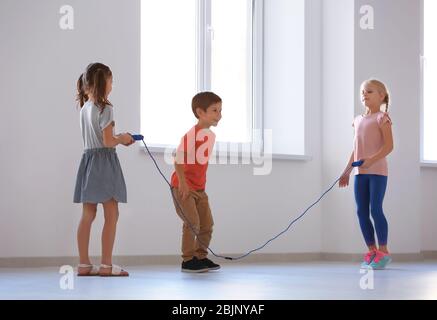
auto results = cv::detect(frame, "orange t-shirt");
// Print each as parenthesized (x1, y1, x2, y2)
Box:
(171, 125, 216, 190)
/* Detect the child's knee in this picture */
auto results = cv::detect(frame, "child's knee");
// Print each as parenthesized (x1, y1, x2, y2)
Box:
(199, 222, 213, 233)
(356, 208, 369, 217)
(82, 205, 97, 221)
(104, 211, 119, 224)
(184, 222, 200, 233)
(370, 207, 384, 218)
(82, 214, 96, 224)
(88, 212, 97, 222)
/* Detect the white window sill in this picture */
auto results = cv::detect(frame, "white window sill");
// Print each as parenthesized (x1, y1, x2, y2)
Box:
(138, 144, 312, 162)
(420, 161, 437, 168)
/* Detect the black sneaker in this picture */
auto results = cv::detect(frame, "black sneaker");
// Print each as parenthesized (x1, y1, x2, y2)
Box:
(181, 257, 209, 273)
(197, 258, 221, 271)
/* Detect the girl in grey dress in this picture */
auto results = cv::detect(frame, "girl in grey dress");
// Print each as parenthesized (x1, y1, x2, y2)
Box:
(74, 63, 133, 277)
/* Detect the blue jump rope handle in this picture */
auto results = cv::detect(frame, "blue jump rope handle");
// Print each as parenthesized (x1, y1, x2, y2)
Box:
(131, 134, 144, 141)
(352, 160, 364, 167)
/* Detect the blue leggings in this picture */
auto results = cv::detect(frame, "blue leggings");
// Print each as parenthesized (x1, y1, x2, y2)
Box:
(354, 174, 388, 246)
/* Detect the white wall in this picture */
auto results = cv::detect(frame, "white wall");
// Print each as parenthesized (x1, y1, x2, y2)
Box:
(1, 0, 434, 260)
(321, 0, 359, 253)
(0, 0, 323, 258)
(421, 169, 437, 251)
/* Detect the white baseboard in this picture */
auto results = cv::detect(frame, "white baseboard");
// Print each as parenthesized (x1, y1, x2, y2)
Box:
(1, 251, 435, 268)
(422, 251, 437, 259)
(321, 252, 426, 262)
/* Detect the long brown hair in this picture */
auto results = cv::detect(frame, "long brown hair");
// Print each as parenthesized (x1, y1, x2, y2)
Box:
(77, 63, 113, 109)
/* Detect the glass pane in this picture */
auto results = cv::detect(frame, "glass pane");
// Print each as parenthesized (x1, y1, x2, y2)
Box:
(141, 0, 196, 146)
(424, 0, 437, 160)
(210, 0, 252, 143)
(263, 0, 305, 155)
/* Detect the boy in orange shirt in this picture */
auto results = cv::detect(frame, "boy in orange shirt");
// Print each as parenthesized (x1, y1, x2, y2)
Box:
(171, 92, 222, 273)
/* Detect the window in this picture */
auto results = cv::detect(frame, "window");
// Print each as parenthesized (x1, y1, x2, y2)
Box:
(423, 0, 437, 162)
(263, 0, 305, 156)
(141, 0, 197, 147)
(210, 0, 253, 143)
(141, 0, 306, 157)
(141, 0, 255, 147)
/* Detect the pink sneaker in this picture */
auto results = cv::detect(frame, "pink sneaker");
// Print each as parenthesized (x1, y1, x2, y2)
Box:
(361, 250, 376, 268)
(369, 251, 392, 270)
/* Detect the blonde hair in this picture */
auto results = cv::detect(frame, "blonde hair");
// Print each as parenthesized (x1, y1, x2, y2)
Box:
(362, 79, 390, 113)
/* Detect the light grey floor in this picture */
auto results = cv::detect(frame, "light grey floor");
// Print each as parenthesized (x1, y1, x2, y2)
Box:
(1, 261, 437, 300)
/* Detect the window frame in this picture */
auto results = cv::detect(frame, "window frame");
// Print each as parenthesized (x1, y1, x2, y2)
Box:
(140, 0, 311, 161)
(420, 0, 437, 166)
(200, 0, 261, 154)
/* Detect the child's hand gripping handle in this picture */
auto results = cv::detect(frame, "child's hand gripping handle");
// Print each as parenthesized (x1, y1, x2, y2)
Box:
(131, 134, 144, 141)
(352, 160, 364, 167)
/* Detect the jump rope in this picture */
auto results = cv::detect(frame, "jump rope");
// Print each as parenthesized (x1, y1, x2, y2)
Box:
(131, 134, 363, 261)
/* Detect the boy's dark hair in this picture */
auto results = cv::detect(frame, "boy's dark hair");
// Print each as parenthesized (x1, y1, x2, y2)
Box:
(192, 92, 222, 118)
(77, 62, 113, 109)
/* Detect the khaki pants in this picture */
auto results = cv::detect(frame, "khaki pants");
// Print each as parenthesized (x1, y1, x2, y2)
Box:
(171, 188, 214, 262)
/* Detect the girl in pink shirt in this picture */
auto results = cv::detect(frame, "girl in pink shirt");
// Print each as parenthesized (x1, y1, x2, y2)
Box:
(339, 79, 394, 270)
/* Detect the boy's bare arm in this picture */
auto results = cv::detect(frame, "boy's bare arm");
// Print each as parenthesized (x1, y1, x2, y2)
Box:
(174, 151, 190, 200)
